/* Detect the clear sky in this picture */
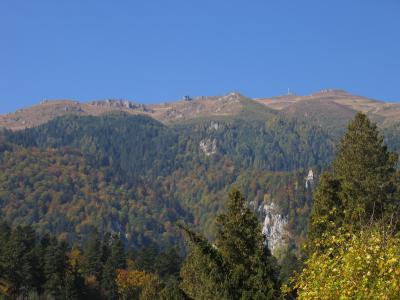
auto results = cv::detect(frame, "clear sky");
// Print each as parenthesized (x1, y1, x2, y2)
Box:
(0, 0, 399, 113)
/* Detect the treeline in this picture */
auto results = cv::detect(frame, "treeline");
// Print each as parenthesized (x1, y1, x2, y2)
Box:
(0, 221, 185, 299)
(0, 189, 283, 299)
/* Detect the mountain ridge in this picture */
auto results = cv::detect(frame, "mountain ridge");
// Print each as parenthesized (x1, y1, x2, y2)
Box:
(2, 89, 399, 131)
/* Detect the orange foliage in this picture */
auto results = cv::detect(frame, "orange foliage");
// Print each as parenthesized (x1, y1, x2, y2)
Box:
(116, 269, 156, 298)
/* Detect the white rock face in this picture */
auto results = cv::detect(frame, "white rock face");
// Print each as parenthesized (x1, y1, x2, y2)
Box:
(262, 202, 287, 252)
(209, 121, 220, 131)
(199, 138, 217, 156)
(305, 169, 314, 189)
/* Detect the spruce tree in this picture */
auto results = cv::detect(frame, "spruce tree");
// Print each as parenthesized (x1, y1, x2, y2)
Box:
(309, 112, 399, 243)
(180, 189, 280, 299)
(43, 238, 68, 298)
(216, 189, 280, 299)
(101, 258, 119, 300)
(64, 268, 86, 300)
(179, 225, 228, 299)
(333, 112, 398, 225)
(101, 234, 126, 299)
(2, 226, 39, 297)
(308, 173, 343, 244)
(0, 220, 11, 284)
(109, 234, 126, 269)
(83, 231, 103, 280)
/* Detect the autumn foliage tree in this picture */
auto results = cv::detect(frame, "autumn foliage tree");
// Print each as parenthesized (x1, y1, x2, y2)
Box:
(290, 227, 400, 299)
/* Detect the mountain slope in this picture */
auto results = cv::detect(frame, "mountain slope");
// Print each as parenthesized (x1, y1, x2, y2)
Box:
(0, 92, 277, 130)
(282, 99, 357, 137)
(1, 89, 400, 257)
(0, 142, 191, 248)
(3, 112, 334, 254)
(4, 89, 399, 132)
(256, 89, 400, 129)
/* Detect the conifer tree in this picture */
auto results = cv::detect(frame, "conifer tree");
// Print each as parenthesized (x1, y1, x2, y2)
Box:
(158, 279, 189, 300)
(43, 238, 68, 298)
(2, 226, 39, 297)
(101, 258, 119, 300)
(333, 112, 398, 225)
(309, 112, 399, 243)
(0, 220, 11, 284)
(180, 189, 280, 299)
(216, 189, 280, 299)
(64, 267, 86, 300)
(179, 226, 228, 299)
(101, 234, 126, 299)
(83, 231, 103, 280)
(110, 234, 126, 269)
(308, 173, 343, 244)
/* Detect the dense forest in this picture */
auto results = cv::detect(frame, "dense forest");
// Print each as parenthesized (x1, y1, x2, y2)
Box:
(0, 219, 185, 299)
(1, 112, 400, 298)
(3, 113, 330, 248)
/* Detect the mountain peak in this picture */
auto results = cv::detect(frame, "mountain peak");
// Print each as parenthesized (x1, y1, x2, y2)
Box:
(226, 91, 245, 98)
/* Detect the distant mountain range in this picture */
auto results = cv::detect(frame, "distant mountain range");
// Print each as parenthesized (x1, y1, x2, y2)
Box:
(1, 89, 399, 132)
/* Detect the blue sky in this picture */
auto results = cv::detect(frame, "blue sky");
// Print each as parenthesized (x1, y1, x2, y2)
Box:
(0, 0, 399, 113)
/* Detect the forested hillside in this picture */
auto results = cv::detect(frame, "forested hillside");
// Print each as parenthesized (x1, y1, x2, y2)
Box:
(1, 107, 400, 298)
(0, 141, 191, 248)
(3, 112, 332, 249)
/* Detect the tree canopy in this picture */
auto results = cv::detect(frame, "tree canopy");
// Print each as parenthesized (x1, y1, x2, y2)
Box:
(180, 189, 281, 299)
(309, 112, 399, 243)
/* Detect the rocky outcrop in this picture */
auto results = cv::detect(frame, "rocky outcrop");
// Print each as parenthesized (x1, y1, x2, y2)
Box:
(262, 202, 287, 252)
(209, 121, 220, 131)
(90, 100, 151, 112)
(305, 169, 314, 189)
(199, 138, 217, 156)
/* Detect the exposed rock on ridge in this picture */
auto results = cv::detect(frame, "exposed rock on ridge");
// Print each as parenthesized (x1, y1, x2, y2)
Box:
(1, 90, 399, 131)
